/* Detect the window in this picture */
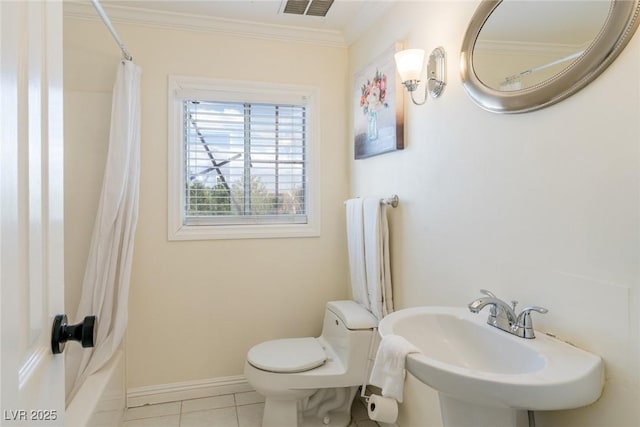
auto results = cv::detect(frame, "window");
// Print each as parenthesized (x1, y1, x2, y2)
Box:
(168, 77, 320, 240)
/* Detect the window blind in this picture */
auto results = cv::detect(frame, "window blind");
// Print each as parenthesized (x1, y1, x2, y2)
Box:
(183, 100, 307, 225)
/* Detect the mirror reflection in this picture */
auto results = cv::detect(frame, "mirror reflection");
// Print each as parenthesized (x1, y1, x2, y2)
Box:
(473, 1, 611, 91)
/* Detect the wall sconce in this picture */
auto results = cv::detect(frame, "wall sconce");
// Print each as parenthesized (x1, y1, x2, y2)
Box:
(394, 47, 446, 105)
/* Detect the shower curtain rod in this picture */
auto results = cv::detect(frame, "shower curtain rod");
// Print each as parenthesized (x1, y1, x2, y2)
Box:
(90, 0, 133, 61)
(502, 49, 584, 84)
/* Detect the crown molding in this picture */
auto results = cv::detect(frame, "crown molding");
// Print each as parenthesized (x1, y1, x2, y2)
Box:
(63, 1, 347, 47)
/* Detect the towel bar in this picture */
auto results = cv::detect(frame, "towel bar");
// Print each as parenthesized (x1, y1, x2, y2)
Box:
(381, 195, 399, 208)
(345, 195, 399, 208)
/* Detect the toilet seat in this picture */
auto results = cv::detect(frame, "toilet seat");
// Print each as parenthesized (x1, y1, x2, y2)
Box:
(247, 337, 327, 373)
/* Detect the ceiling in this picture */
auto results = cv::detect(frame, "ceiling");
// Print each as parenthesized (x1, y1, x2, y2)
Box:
(70, 0, 397, 46)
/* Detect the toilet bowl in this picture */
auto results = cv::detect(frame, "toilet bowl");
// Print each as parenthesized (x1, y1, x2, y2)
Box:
(244, 300, 379, 427)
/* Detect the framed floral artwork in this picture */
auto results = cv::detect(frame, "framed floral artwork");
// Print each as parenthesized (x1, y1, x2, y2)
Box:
(353, 42, 404, 159)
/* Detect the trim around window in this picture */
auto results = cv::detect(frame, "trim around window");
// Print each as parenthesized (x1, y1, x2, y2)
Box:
(167, 76, 321, 240)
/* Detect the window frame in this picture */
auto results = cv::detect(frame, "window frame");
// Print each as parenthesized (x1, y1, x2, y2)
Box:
(168, 76, 321, 240)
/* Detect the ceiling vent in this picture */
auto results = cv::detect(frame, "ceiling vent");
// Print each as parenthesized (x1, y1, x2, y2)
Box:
(282, 0, 335, 17)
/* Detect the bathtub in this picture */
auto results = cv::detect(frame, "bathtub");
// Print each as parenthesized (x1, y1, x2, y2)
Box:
(66, 350, 126, 427)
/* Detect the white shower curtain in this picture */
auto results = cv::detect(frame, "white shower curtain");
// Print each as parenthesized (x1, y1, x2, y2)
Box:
(68, 60, 141, 400)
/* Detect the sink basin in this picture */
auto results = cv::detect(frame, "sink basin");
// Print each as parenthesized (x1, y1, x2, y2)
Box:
(378, 306, 604, 427)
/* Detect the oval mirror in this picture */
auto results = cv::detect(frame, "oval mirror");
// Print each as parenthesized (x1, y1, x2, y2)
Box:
(461, 0, 640, 113)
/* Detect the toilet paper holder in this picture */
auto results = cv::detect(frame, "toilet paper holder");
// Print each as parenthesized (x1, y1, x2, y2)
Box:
(367, 393, 399, 424)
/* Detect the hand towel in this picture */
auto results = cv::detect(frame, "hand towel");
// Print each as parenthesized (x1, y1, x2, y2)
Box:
(363, 197, 393, 320)
(369, 334, 420, 403)
(345, 198, 370, 310)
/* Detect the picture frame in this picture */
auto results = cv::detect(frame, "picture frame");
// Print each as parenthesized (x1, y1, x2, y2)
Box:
(353, 42, 404, 159)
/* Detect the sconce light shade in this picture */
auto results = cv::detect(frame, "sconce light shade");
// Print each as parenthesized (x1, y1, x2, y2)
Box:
(394, 47, 446, 105)
(394, 49, 425, 83)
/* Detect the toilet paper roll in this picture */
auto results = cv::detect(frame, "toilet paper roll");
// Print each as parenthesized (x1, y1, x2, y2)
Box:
(367, 394, 398, 424)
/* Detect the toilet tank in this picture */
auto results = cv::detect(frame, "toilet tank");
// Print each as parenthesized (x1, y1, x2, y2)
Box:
(326, 301, 378, 330)
(320, 301, 378, 374)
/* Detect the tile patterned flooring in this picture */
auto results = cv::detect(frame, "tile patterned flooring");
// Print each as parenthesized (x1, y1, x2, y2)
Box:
(123, 391, 380, 427)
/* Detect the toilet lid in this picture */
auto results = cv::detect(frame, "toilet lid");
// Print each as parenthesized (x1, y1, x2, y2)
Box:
(247, 337, 327, 373)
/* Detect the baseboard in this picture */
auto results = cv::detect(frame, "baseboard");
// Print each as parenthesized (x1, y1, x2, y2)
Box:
(127, 375, 254, 408)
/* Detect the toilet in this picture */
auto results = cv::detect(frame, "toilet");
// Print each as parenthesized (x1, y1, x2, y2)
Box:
(244, 300, 379, 427)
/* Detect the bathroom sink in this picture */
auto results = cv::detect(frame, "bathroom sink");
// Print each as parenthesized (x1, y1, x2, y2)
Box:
(378, 306, 604, 426)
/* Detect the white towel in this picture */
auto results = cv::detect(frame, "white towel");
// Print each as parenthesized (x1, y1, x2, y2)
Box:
(345, 198, 369, 311)
(369, 335, 420, 403)
(363, 197, 393, 320)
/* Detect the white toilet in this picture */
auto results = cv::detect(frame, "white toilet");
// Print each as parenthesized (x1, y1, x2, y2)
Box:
(244, 300, 379, 427)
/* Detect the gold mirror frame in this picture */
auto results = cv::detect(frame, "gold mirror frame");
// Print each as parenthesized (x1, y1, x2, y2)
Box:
(461, 0, 640, 114)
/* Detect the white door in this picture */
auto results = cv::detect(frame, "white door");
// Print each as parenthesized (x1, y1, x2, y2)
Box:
(1, 1, 66, 425)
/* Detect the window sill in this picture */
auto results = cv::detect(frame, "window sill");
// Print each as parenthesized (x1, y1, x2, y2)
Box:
(168, 221, 320, 241)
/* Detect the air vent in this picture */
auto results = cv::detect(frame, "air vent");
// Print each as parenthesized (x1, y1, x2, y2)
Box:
(283, 0, 310, 15)
(282, 0, 335, 17)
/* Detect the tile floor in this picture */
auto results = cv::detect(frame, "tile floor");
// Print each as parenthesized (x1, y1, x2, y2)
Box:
(123, 391, 380, 427)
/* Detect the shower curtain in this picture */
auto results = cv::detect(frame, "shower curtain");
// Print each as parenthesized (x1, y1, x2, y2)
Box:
(68, 60, 141, 401)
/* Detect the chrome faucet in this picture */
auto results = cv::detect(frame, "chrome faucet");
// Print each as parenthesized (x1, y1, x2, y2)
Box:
(468, 289, 548, 339)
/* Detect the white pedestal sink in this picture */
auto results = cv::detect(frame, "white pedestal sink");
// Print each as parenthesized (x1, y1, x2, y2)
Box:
(378, 306, 604, 427)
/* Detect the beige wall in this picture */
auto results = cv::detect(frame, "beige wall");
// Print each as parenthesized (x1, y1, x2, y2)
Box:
(63, 17, 350, 389)
(349, 1, 639, 426)
(65, 1, 640, 425)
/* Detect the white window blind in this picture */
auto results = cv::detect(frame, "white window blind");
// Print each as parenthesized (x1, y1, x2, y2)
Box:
(183, 100, 308, 226)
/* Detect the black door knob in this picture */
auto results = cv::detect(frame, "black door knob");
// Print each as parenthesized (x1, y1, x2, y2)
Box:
(51, 314, 97, 354)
